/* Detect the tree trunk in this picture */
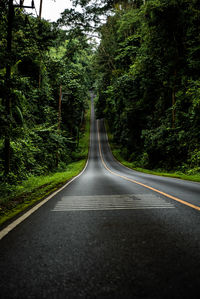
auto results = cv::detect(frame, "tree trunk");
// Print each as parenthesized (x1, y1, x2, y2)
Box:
(172, 69, 177, 129)
(4, 0, 14, 175)
(172, 87, 175, 129)
(56, 85, 62, 167)
(58, 85, 62, 131)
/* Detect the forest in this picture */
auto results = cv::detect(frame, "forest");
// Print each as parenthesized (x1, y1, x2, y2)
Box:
(0, 0, 200, 217)
(94, 0, 200, 173)
(0, 0, 93, 184)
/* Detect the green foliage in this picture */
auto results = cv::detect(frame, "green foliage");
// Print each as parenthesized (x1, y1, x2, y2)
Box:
(0, 5, 93, 181)
(0, 99, 91, 226)
(94, 0, 200, 172)
(106, 119, 200, 183)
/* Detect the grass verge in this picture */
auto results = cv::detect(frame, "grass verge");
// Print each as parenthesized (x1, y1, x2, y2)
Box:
(0, 104, 90, 227)
(105, 122, 200, 183)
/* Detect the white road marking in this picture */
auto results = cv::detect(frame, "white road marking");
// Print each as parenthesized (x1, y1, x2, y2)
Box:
(52, 194, 174, 211)
(0, 159, 90, 241)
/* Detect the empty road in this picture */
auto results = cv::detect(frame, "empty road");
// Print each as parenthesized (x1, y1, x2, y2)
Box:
(0, 98, 200, 298)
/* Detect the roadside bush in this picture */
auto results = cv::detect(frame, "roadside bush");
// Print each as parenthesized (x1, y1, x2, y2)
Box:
(142, 126, 188, 170)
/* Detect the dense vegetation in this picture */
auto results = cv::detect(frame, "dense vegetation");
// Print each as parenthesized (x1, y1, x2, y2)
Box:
(94, 0, 200, 173)
(1, 0, 200, 222)
(0, 0, 95, 223)
(0, 0, 93, 187)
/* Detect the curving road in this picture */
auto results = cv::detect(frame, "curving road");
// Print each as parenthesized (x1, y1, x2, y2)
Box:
(0, 98, 200, 298)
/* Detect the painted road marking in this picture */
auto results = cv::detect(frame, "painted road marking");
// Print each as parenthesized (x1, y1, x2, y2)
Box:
(52, 194, 174, 211)
(97, 120, 200, 212)
(0, 104, 93, 241)
(0, 155, 90, 241)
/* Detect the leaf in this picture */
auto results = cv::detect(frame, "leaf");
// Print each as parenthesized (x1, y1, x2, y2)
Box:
(15, 106, 24, 125)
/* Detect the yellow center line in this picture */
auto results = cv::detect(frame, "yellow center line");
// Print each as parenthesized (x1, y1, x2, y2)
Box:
(97, 120, 200, 212)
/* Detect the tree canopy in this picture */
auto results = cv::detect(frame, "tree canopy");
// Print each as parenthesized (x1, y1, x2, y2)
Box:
(1, 0, 200, 185)
(94, 0, 200, 171)
(0, 1, 93, 182)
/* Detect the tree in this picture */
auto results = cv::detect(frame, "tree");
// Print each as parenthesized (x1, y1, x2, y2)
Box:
(94, 0, 200, 171)
(0, 3, 93, 180)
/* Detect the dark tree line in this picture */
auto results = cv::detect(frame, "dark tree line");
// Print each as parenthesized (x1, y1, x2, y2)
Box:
(0, 0, 93, 182)
(1, 0, 200, 183)
(94, 0, 200, 172)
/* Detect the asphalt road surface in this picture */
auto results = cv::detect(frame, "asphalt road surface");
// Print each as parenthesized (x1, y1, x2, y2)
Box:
(0, 98, 200, 298)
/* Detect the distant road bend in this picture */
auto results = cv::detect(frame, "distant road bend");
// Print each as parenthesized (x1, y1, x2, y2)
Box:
(0, 97, 200, 298)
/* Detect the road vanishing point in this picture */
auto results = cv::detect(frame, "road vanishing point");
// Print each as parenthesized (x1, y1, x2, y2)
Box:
(0, 97, 200, 298)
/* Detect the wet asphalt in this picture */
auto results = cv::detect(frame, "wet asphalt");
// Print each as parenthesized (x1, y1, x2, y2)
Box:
(0, 98, 200, 298)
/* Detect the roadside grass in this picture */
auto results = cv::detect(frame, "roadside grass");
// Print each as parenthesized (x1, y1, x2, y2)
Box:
(0, 103, 90, 227)
(105, 122, 200, 183)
